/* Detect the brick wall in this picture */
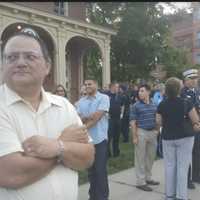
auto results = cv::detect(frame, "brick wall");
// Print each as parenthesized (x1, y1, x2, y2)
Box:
(14, 2, 87, 21)
(68, 2, 87, 21)
(15, 2, 56, 14)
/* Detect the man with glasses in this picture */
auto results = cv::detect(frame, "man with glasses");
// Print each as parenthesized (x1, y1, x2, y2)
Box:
(0, 28, 94, 200)
(181, 68, 199, 190)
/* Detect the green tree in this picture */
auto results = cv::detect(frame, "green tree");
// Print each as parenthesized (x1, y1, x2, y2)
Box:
(86, 2, 193, 82)
(160, 46, 191, 78)
(111, 2, 169, 81)
(83, 48, 102, 86)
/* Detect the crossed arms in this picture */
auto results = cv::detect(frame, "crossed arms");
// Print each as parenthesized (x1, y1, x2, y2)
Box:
(0, 124, 95, 189)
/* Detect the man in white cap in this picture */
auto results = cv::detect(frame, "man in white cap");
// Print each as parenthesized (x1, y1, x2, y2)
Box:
(181, 68, 199, 189)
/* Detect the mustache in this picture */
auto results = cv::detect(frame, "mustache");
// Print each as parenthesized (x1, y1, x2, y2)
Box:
(13, 69, 29, 73)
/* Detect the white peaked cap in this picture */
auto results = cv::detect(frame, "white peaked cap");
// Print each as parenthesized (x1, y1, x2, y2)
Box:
(183, 69, 198, 79)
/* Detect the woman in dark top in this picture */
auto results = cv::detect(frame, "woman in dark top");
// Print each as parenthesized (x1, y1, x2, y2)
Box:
(156, 77, 200, 200)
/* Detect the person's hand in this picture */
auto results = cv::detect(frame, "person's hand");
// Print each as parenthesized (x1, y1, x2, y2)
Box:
(193, 122, 200, 132)
(59, 124, 89, 144)
(22, 135, 60, 159)
(132, 136, 138, 145)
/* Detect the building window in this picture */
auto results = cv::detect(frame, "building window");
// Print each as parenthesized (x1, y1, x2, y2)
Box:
(195, 31, 200, 48)
(195, 53, 200, 64)
(54, 2, 68, 16)
(194, 8, 200, 20)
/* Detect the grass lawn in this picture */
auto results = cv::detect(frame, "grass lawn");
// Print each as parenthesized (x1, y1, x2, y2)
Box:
(78, 133, 135, 185)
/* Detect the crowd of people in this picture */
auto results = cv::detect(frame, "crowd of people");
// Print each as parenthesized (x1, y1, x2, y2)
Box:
(0, 26, 200, 200)
(73, 69, 200, 200)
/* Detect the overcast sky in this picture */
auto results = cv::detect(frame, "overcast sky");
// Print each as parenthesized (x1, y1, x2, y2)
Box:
(159, 2, 192, 14)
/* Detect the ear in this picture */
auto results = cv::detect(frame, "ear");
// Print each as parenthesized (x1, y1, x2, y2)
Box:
(45, 62, 51, 75)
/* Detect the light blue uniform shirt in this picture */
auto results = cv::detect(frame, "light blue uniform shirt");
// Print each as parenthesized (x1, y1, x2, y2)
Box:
(76, 91, 110, 144)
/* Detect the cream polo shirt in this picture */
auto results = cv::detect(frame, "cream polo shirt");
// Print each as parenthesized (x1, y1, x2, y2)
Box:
(0, 84, 82, 200)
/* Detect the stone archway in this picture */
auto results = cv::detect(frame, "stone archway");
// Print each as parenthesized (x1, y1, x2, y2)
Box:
(65, 36, 102, 103)
(1, 22, 55, 91)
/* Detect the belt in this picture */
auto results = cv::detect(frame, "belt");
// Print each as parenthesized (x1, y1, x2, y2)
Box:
(143, 128, 155, 131)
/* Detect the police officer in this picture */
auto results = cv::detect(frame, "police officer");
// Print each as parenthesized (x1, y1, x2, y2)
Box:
(107, 82, 124, 157)
(181, 69, 199, 189)
(194, 78, 200, 183)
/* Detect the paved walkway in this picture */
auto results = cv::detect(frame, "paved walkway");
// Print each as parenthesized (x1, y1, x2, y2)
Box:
(78, 159, 199, 200)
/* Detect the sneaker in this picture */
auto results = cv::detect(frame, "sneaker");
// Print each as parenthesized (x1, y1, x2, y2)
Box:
(188, 181, 195, 189)
(136, 184, 153, 191)
(146, 180, 160, 185)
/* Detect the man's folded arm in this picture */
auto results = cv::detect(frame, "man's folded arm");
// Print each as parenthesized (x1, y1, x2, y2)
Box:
(0, 152, 56, 189)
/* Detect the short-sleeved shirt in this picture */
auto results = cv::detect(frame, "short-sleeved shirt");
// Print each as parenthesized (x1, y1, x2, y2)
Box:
(0, 84, 82, 200)
(157, 97, 194, 140)
(76, 91, 110, 144)
(181, 86, 196, 107)
(152, 91, 164, 106)
(129, 100, 157, 130)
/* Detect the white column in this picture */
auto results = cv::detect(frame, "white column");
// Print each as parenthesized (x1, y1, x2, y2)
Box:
(55, 30, 67, 88)
(102, 39, 111, 87)
(0, 40, 3, 84)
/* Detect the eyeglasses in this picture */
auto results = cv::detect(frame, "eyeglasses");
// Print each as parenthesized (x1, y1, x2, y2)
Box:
(3, 51, 44, 64)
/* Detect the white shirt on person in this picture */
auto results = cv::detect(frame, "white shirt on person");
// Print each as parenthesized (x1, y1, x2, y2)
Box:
(0, 84, 82, 200)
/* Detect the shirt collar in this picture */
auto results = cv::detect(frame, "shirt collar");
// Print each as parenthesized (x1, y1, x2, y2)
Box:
(85, 91, 99, 99)
(139, 99, 153, 105)
(4, 84, 63, 108)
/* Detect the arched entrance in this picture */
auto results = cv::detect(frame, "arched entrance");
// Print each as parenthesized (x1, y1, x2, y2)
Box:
(1, 23, 55, 91)
(65, 36, 102, 103)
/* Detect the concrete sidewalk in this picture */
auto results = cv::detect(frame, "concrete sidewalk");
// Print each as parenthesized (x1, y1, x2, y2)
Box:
(78, 159, 199, 200)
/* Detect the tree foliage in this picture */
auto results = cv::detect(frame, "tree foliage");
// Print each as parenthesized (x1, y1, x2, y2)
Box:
(83, 47, 102, 86)
(85, 2, 193, 83)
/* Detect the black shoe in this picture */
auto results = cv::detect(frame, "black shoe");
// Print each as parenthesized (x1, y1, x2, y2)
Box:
(188, 181, 195, 189)
(136, 184, 153, 191)
(146, 180, 160, 185)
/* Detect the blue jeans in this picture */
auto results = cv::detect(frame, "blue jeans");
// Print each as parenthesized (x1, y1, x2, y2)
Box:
(162, 136, 194, 200)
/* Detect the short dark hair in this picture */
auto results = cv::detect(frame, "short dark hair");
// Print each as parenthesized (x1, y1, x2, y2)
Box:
(85, 79, 98, 85)
(109, 82, 118, 89)
(138, 84, 151, 92)
(165, 77, 181, 99)
(3, 28, 51, 64)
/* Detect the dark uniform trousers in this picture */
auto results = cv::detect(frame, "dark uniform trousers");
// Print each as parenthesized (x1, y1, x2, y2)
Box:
(181, 86, 199, 184)
(121, 115, 130, 142)
(88, 140, 109, 200)
(108, 118, 121, 157)
(192, 133, 200, 181)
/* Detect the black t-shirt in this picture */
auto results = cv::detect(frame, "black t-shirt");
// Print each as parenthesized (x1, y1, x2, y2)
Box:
(157, 97, 194, 140)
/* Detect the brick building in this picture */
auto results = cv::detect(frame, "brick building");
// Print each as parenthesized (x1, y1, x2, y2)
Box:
(0, 2, 116, 102)
(170, 2, 200, 65)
